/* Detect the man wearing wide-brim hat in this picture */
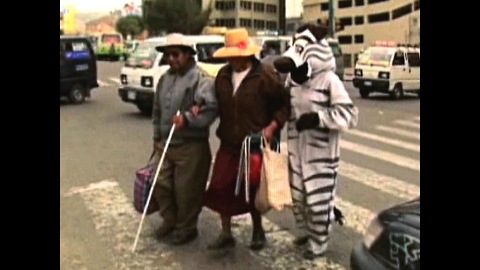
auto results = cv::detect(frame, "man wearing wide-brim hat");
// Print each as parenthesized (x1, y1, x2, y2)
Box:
(151, 33, 218, 246)
(202, 28, 290, 251)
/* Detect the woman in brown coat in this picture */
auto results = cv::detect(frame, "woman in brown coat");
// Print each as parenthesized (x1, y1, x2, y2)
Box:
(202, 28, 290, 251)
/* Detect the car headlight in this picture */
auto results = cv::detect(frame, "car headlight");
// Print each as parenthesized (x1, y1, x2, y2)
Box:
(141, 76, 153, 87)
(120, 74, 128, 85)
(355, 69, 363, 76)
(363, 217, 384, 249)
(378, 71, 390, 79)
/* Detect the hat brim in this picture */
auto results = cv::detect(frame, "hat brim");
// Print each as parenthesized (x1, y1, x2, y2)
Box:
(213, 44, 262, 58)
(155, 45, 197, 55)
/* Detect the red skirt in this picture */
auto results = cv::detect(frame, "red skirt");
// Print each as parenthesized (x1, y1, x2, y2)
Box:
(203, 144, 257, 216)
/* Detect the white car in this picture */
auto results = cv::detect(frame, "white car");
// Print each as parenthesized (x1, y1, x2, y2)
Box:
(352, 42, 420, 99)
(118, 35, 225, 115)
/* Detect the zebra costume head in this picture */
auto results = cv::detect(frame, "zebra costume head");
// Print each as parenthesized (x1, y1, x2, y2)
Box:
(274, 24, 336, 86)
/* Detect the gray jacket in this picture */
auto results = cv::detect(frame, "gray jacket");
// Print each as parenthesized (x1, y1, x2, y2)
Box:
(152, 63, 218, 145)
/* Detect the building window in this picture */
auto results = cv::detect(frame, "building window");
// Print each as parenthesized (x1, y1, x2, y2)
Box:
(338, 35, 352, 44)
(368, 12, 389, 23)
(367, 0, 389, 4)
(215, 1, 236, 10)
(355, 0, 364, 6)
(354, 16, 364, 25)
(216, 18, 236, 27)
(253, 2, 265, 12)
(320, 3, 329, 11)
(343, 54, 352, 68)
(339, 17, 352, 26)
(392, 4, 412, 20)
(240, 1, 252, 10)
(414, 0, 420, 10)
(240, 18, 252, 27)
(338, 0, 353, 9)
(253, 19, 265, 29)
(354, 35, 364, 44)
(266, 21, 277, 30)
(266, 4, 277, 13)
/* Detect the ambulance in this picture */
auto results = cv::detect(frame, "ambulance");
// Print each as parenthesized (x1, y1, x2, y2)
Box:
(352, 41, 420, 99)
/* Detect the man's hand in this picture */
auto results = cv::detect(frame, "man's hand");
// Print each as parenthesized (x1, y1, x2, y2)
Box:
(172, 114, 187, 129)
(190, 105, 201, 117)
(263, 120, 278, 143)
(296, 112, 320, 131)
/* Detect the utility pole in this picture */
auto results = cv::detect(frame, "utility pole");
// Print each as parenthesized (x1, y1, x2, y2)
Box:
(328, 0, 335, 37)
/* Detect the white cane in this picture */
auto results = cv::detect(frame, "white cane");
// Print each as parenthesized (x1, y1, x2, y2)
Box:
(131, 110, 180, 253)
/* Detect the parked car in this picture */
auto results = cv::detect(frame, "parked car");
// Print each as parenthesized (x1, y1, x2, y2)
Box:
(60, 36, 99, 104)
(351, 197, 420, 270)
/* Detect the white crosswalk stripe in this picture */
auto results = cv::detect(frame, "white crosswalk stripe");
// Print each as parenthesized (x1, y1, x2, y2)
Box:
(97, 80, 111, 87)
(393, 119, 420, 129)
(109, 77, 121, 85)
(65, 115, 419, 269)
(376, 125, 420, 140)
(345, 129, 420, 152)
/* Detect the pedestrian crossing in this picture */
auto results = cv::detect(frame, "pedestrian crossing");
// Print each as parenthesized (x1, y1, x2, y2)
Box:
(63, 115, 420, 269)
(97, 77, 122, 87)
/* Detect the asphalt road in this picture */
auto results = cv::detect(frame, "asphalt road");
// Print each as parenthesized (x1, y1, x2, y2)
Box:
(60, 61, 420, 270)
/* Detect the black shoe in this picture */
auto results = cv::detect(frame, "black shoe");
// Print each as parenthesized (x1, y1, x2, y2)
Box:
(171, 229, 198, 245)
(293, 236, 309, 246)
(303, 250, 326, 260)
(249, 231, 266, 251)
(207, 234, 236, 250)
(155, 224, 175, 240)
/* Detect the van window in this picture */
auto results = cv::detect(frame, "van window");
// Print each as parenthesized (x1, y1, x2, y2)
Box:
(63, 40, 92, 60)
(101, 34, 121, 44)
(407, 52, 420, 67)
(126, 42, 162, 68)
(392, 51, 405, 66)
(196, 42, 226, 63)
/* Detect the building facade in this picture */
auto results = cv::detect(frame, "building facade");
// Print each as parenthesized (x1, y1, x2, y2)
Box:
(206, 0, 286, 35)
(303, 0, 419, 68)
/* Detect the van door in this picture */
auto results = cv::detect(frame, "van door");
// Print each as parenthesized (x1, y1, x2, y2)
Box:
(390, 50, 409, 90)
(406, 51, 421, 90)
(62, 39, 97, 88)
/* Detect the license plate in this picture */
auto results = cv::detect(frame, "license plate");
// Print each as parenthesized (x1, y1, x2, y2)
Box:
(128, 91, 136, 100)
(364, 81, 372, 86)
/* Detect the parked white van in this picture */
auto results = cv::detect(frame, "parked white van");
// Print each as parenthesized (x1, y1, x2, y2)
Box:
(352, 41, 420, 99)
(118, 35, 225, 115)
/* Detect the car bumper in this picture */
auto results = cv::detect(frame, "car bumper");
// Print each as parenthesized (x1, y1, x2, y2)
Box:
(350, 243, 389, 270)
(352, 78, 390, 92)
(118, 87, 154, 105)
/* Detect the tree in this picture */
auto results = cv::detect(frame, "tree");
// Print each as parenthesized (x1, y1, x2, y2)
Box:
(115, 15, 145, 39)
(144, 0, 212, 35)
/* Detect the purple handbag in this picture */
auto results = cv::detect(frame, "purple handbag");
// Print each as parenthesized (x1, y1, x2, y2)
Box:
(133, 152, 160, 215)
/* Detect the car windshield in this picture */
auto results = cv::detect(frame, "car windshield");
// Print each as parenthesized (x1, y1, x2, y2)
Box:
(125, 42, 162, 67)
(196, 42, 226, 63)
(358, 48, 392, 66)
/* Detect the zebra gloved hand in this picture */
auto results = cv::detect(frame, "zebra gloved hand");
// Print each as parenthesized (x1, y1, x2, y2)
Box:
(296, 112, 320, 131)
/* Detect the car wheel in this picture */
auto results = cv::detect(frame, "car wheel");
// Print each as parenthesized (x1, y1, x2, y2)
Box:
(68, 85, 86, 104)
(359, 87, 370, 99)
(137, 104, 152, 116)
(390, 84, 404, 100)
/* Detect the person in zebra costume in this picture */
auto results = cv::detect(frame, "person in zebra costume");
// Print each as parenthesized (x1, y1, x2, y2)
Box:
(273, 23, 359, 260)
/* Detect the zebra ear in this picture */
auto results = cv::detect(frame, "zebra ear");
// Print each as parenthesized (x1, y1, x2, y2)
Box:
(310, 24, 329, 41)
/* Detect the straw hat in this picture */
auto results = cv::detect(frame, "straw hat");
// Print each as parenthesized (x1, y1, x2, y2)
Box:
(156, 33, 196, 55)
(213, 28, 261, 58)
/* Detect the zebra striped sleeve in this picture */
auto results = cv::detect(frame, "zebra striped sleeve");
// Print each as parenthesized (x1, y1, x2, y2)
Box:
(317, 72, 359, 131)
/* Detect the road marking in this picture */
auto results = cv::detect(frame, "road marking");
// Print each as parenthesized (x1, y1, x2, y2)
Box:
(97, 80, 111, 87)
(393, 120, 420, 129)
(109, 77, 121, 85)
(229, 209, 348, 270)
(339, 161, 420, 200)
(279, 142, 419, 200)
(65, 179, 180, 270)
(413, 116, 420, 121)
(334, 196, 376, 235)
(341, 140, 420, 171)
(375, 125, 420, 140)
(345, 129, 420, 152)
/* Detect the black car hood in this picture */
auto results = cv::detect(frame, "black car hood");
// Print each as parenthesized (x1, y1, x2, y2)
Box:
(379, 197, 420, 230)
